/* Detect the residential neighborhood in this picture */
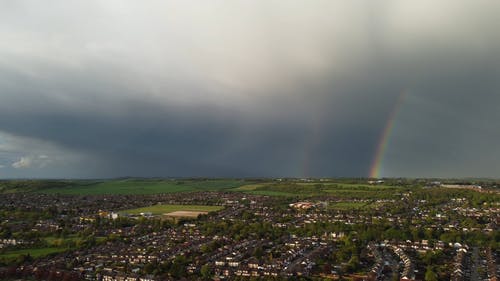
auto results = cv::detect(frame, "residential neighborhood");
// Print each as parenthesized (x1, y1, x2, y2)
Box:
(0, 179, 499, 280)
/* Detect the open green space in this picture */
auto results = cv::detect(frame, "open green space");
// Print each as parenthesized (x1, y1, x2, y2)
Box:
(0, 179, 250, 195)
(236, 183, 324, 197)
(0, 179, 411, 197)
(233, 181, 408, 199)
(42, 235, 106, 246)
(300, 182, 396, 189)
(0, 247, 68, 260)
(243, 190, 299, 197)
(323, 189, 402, 199)
(233, 183, 267, 191)
(43, 235, 79, 245)
(120, 204, 224, 215)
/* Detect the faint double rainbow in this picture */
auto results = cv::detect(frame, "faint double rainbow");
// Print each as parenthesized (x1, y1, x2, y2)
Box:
(369, 91, 408, 178)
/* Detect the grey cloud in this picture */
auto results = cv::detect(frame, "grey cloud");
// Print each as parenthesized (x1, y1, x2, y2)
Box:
(1, 1, 500, 178)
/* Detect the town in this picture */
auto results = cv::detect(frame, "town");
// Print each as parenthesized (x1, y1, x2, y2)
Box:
(0, 178, 498, 281)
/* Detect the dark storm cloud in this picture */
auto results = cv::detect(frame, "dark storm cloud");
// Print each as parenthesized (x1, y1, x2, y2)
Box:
(0, 73, 388, 177)
(1, 1, 500, 178)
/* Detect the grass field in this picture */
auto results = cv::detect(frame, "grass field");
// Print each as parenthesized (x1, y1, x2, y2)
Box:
(324, 188, 402, 199)
(308, 182, 397, 189)
(43, 235, 78, 245)
(1, 179, 409, 197)
(120, 204, 223, 215)
(232, 181, 406, 198)
(0, 247, 67, 259)
(233, 183, 320, 197)
(35, 179, 249, 195)
(233, 184, 267, 191)
(243, 190, 300, 197)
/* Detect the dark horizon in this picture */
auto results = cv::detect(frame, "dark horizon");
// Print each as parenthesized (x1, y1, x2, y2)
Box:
(1, 176, 499, 181)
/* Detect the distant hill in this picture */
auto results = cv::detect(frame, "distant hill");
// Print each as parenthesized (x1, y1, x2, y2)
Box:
(0, 179, 250, 195)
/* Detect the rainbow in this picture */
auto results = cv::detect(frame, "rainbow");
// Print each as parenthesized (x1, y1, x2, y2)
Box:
(369, 91, 407, 178)
(301, 115, 322, 178)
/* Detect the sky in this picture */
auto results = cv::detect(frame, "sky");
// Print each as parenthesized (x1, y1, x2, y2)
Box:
(1, 1, 500, 179)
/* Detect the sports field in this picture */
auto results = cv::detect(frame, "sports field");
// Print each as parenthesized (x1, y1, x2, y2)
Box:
(164, 211, 208, 218)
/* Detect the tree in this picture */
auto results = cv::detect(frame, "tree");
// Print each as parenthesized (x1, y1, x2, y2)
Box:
(143, 262, 155, 275)
(200, 264, 211, 279)
(169, 255, 188, 278)
(425, 266, 438, 281)
(252, 246, 263, 259)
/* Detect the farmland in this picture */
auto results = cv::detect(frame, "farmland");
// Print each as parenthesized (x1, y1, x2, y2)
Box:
(233, 181, 409, 199)
(0, 178, 415, 197)
(0, 179, 249, 195)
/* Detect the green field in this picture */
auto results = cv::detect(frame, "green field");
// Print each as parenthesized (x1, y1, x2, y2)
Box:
(43, 235, 78, 245)
(298, 182, 392, 187)
(0, 247, 68, 260)
(232, 181, 407, 198)
(243, 190, 300, 197)
(30, 179, 249, 195)
(120, 204, 224, 215)
(233, 183, 268, 191)
(0, 179, 410, 197)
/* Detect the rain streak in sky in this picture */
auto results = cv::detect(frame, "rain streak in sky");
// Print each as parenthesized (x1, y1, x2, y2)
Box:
(1, 1, 500, 178)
